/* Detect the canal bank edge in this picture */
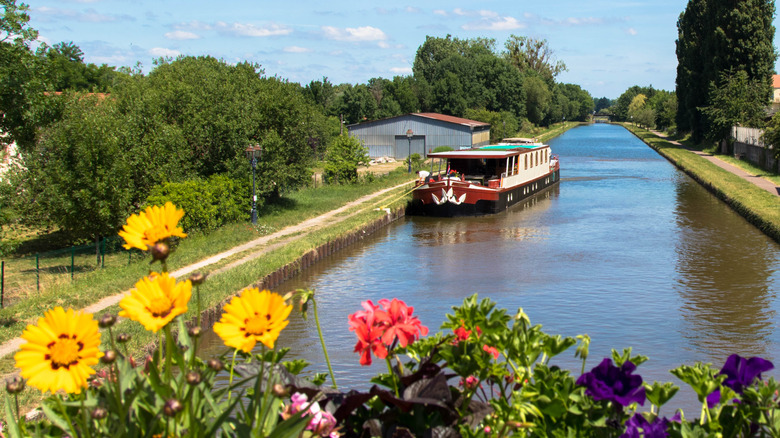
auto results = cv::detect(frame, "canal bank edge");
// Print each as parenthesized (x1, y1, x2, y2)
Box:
(625, 124, 780, 244)
(192, 206, 407, 336)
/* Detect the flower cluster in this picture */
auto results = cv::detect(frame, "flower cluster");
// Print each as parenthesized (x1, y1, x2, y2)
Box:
(348, 298, 428, 366)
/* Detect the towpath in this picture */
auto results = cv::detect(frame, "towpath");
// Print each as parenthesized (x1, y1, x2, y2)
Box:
(650, 129, 780, 197)
(0, 178, 414, 360)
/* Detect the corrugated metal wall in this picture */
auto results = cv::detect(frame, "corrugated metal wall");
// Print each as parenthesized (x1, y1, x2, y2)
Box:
(347, 115, 490, 158)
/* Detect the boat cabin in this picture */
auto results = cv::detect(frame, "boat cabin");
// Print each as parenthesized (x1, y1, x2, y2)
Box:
(424, 144, 554, 189)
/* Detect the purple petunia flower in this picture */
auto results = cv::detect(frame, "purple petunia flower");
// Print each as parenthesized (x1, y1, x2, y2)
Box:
(706, 354, 773, 408)
(576, 358, 646, 407)
(719, 354, 774, 394)
(620, 413, 670, 438)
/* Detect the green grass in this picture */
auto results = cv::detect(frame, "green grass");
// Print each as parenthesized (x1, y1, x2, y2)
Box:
(625, 124, 780, 243)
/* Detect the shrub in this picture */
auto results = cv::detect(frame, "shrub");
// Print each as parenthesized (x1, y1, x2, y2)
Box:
(432, 146, 454, 153)
(145, 174, 246, 233)
(324, 135, 369, 184)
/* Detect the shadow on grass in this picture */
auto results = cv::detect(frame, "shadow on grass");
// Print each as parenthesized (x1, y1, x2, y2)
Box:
(257, 196, 299, 216)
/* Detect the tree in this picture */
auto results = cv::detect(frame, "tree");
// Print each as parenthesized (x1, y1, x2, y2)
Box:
(0, 0, 52, 151)
(676, 0, 776, 143)
(522, 74, 551, 125)
(20, 95, 136, 240)
(463, 108, 518, 143)
(504, 35, 567, 84)
(700, 70, 767, 143)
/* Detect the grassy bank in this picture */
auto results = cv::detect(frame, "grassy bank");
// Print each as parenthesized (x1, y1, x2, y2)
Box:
(625, 124, 780, 243)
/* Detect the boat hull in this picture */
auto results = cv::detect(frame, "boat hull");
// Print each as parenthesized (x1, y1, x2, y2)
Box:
(408, 169, 560, 217)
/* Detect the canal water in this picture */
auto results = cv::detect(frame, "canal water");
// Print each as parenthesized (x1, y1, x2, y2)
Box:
(199, 123, 780, 415)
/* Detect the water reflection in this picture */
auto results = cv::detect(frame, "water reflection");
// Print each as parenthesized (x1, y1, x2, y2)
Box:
(673, 178, 778, 362)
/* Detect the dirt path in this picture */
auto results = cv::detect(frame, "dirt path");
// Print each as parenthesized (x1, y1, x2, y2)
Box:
(0, 180, 414, 360)
(650, 130, 780, 197)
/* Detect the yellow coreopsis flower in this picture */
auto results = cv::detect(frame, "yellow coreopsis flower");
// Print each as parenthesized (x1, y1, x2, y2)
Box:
(14, 307, 103, 394)
(119, 202, 187, 251)
(119, 272, 192, 333)
(213, 288, 292, 352)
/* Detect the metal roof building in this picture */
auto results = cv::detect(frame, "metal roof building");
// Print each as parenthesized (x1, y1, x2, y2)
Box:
(346, 113, 491, 159)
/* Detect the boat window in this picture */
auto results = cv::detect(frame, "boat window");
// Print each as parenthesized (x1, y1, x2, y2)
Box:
(524, 154, 528, 170)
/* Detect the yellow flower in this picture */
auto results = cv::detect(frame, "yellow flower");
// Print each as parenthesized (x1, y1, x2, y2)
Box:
(14, 307, 103, 394)
(119, 202, 187, 251)
(119, 273, 191, 332)
(213, 288, 292, 352)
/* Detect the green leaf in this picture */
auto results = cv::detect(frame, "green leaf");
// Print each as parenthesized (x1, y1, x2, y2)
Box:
(3, 392, 23, 438)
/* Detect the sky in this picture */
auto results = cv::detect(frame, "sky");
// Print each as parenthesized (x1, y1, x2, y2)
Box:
(23, 0, 780, 99)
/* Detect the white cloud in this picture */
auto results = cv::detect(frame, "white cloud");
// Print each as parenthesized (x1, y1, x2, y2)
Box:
(433, 9, 447, 16)
(563, 17, 605, 26)
(321, 25, 387, 42)
(284, 46, 312, 53)
(462, 15, 524, 31)
(217, 22, 292, 37)
(626, 27, 638, 35)
(390, 66, 412, 74)
(149, 47, 181, 58)
(165, 30, 200, 40)
(174, 20, 212, 31)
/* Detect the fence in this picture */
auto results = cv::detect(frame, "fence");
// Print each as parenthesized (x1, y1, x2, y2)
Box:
(732, 126, 766, 147)
(731, 126, 779, 172)
(0, 236, 143, 308)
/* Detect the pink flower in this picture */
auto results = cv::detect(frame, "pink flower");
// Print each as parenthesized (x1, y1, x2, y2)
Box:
(460, 375, 480, 390)
(483, 344, 500, 359)
(282, 393, 340, 437)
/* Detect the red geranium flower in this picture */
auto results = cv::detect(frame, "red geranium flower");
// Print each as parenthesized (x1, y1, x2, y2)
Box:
(348, 301, 388, 366)
(375, 298, 429, 348)
(454, 325, 471, 342)
(483, 344, 500, 359)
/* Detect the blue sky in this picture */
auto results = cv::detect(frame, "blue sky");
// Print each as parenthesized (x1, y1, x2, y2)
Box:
(25, 0, 780, 99)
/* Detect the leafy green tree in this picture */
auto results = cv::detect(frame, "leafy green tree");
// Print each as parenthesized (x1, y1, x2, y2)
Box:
(304, 77, 335, 112)
(676, 0, 776, 143)
(647, 91, 677, 130)
(628, 94, 647, 121)
(333, 83, 378, 124)
(41, 41, 122, 92)
(700, 70, 767, 143)
(614, 86, 656, 122)
(522, 74, 551, 125)
(463, 108, 518, 143)
(323, 134, 369, 183)
(760, 112, 780, 160)
(504, 35, 567, 84)
(594, 97, 612, 113)
(556, 83, 594, 121)
(19, 95, 136, 241)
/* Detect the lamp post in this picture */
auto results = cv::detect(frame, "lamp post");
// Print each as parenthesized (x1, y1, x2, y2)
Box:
(406, 129, 413, 173)
(245, 144, 263, 225)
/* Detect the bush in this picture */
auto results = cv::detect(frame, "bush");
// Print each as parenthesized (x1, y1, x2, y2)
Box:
(405, 153, 424, 171)
(145, 174, 247, 233)
(324, 135, 369, 184)
(432, 146, 454, 153)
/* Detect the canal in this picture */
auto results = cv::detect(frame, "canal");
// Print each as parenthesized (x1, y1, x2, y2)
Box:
(199, 123, 780, 415)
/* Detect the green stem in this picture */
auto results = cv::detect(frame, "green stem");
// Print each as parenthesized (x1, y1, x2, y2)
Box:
(385, 356, 399, 396)
(164, 325, 173, 384)
(80, 397, 93, 438)
(312, 299, 337, 389)
(196, 284, 202, 328)
(56, 398, 78, 438)
(228, 349, 238, 403)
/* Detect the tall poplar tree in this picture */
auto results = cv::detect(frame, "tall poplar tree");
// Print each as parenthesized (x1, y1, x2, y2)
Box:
(676, 0, 776, 144)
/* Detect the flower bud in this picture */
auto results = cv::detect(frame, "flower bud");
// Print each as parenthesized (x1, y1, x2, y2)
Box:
(117, 333, 132, 344)
(272, 383, 288, 397)
(5, 376, 24, 394)
(188, 272, 207, 285)
(186, 371, 202, 385)
(163, 398, 183, 417)
(207, 358, 224, 372)
(91, 406, 108, 420)
(188, 326, 202, 338)
(101, 350, 117, 364)
(98, 313, 116, 328)
(150, 242, 170, 261)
